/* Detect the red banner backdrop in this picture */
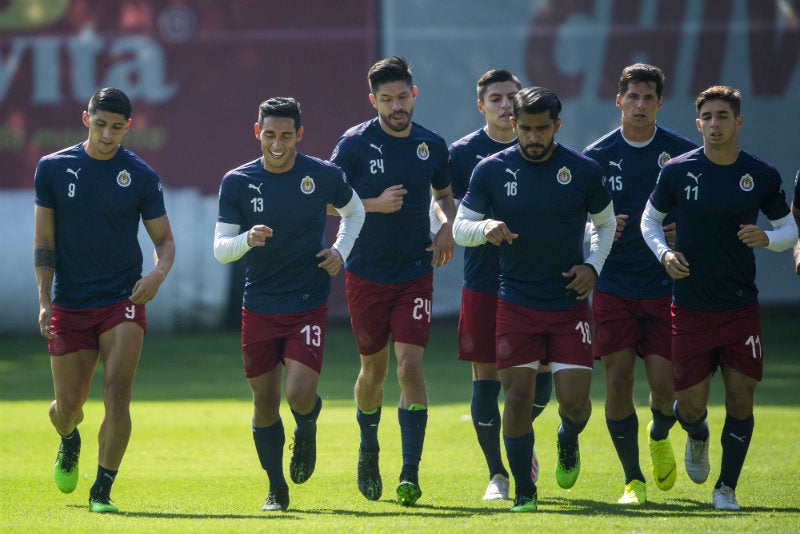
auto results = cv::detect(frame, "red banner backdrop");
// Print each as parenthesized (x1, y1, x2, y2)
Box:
(0, 0, 378, 193)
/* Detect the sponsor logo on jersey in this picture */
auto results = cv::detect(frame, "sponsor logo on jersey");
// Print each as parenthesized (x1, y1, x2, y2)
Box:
(300, 176, 315, 194)
(739, 173, 754, 191)
(116, 169, 131, 187)
(687, 172, 701, 184)
(66, 168, 80, 179)
(658, 152, 671, 168)
(505, 168, 519, 180)
(609, 159, 622, 171)
(369, 143, 383, 154)
(417, 142, 429, 160)
(557, 166, 572, 185)
(248, 183, 263, 194)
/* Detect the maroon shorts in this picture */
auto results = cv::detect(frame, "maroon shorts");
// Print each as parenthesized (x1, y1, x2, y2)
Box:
(457, 286, 497, 363)
(592, 289, 671, 360)
(345, 271, 433, 356)
(671, 302, 763, 391)
(241, 304, 328, 378)
(49, 299, 147, 356)
(495, 299, 592, 370)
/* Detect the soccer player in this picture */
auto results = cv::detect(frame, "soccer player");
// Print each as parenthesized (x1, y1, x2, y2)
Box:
(33, 87, 175, 513)
(213, 97, 364, 512)
(453, 86, 616, 511)
(641, 85, 797, 510)
(439, 69, 553, 501)
(330, 56, 456, 507)
(792, 169, 800, 275)
(583, 64, 697, 505)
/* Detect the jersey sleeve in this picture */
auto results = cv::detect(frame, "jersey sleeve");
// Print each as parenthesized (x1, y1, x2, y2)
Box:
(649, 166, 676, 214)
(585, 161, 612, 214)
(792, 169, 800, 210)
(430, 139, 451, 191)
(330, 165, 355, 209)
(217, 173, 244, 226)
(139, 171, 167, 221)
(460, 162, 491, 215)
(33, 159, 55, 208)
(761, 167, 791, 221)
(448, 148, 469, 200)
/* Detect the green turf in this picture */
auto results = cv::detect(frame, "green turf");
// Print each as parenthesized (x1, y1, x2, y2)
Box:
(1, 313, 799, 532)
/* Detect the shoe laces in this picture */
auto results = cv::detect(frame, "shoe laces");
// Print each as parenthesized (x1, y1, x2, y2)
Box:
(58, 446, 79, 471)
(558, 442, 578, 470)
(688, 438, 706, 461)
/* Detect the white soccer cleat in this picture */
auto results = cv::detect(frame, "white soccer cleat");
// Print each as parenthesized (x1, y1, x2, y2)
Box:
(483, 473, 510, 500)
(685, 434, 710, 484)
(712, 483, 740, 510)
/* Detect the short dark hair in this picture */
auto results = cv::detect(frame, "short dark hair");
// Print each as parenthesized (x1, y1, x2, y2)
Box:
(695, 85, 741, 117)
(513, 86, 562, 121)
(476, 69, 522, 101)
(88, 87, 132, 120)
(618, 63, 665, 98)
(258, 97, 302, 130)
(368, 56, 413, 94)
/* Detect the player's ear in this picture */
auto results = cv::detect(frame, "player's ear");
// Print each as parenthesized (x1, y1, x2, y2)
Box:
(369, 92, 377, 109)
(82, 111, 90, 127)
(253, 122, 261, 139)
(476, 99, 485, 115)
(296, 126, 304, 143)
(412, 85, 419, 98)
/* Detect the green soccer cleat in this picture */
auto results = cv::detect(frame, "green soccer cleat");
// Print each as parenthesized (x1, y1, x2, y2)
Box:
(89, 496, 119, 514)
(261, 487, 290, 512)
(396, 480, 422, 507)
(510, 491, 538, 512)
(617, 479, 647, 505)
(648, 421, 677, 491)
(555, 440, 581, 489)
(54, 441, 80, 494)
(289, 433, 316, 484)
(357, 448, 382, 501)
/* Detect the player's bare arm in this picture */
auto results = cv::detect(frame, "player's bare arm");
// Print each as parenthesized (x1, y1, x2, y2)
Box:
(33, 204, 57, 339)
(317, 248, 344, 276)
(562, 263, 597, 300)
(361, 184, 407, 213)
(661, 250, 690, 279)
(428, 185, 456, 267)
(483, 220, 518, 246)
(131, 214, 176, 305)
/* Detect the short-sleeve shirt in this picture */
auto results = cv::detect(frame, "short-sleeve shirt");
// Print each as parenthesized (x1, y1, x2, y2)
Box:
(461, 144, 611, 310)
(331, 118, 450, 283)
(649, 148, 790, 311)
(583, 126, 697, 298)
(449, 128, 517, 293)
(217, 153, 354, 314)
(34, 143, 166, 308)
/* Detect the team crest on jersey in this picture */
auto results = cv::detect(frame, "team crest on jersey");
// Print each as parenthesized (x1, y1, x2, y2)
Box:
(300, 176, 316, 194)
(417, 142, 430, 160)
(116, 170, 131, 187)
(557, 166, 572, 185)
(739, 174, 754, 191)
(658, 151, 671, 168)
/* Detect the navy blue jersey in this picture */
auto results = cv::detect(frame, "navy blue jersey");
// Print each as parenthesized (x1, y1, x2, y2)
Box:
(34, 143, 166, 308)
(462, 144, 611, 310)
(650, 148, 790, 311)
(331, 118, 450, 283)
(450, 128, 517, 294)
(793, 169, 800, 209)
(584, 126, 697, 298)
(217, 153, 354, 314)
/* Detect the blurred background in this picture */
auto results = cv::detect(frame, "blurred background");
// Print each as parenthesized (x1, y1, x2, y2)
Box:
(2, 0, 799, 334)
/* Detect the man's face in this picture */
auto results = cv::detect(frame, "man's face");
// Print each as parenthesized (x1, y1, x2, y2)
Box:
(696, 99, 741, 149)
(617, 80, 662, 131)
(254, 116, 302, 173)
(82, 109, 130, 160)
(479, 81, 519, 134)
(512, 110, 561, 162)
(370, 80, 417, 136)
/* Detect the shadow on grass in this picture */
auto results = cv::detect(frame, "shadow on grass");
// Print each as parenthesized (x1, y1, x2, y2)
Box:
(68, 497, 800, 520)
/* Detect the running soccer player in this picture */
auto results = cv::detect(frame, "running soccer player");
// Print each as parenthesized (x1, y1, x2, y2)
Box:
(454, 86, 616, 512)
(331, 56, 456, 507)
(33, 87, 176, 513)
(641, 85, 797, 510)
(214, 97, 364, 512)
(439, 69, 553, 501)
(583, 63, 697, 505)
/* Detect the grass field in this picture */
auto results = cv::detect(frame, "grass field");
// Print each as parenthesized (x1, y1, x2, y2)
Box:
(1, 311, 799, 533)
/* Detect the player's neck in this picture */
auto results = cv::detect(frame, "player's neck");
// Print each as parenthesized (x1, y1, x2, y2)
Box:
(620, 122, 656, 144)
(703, 142, 740, 166)
(484, 125, 516, 144)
